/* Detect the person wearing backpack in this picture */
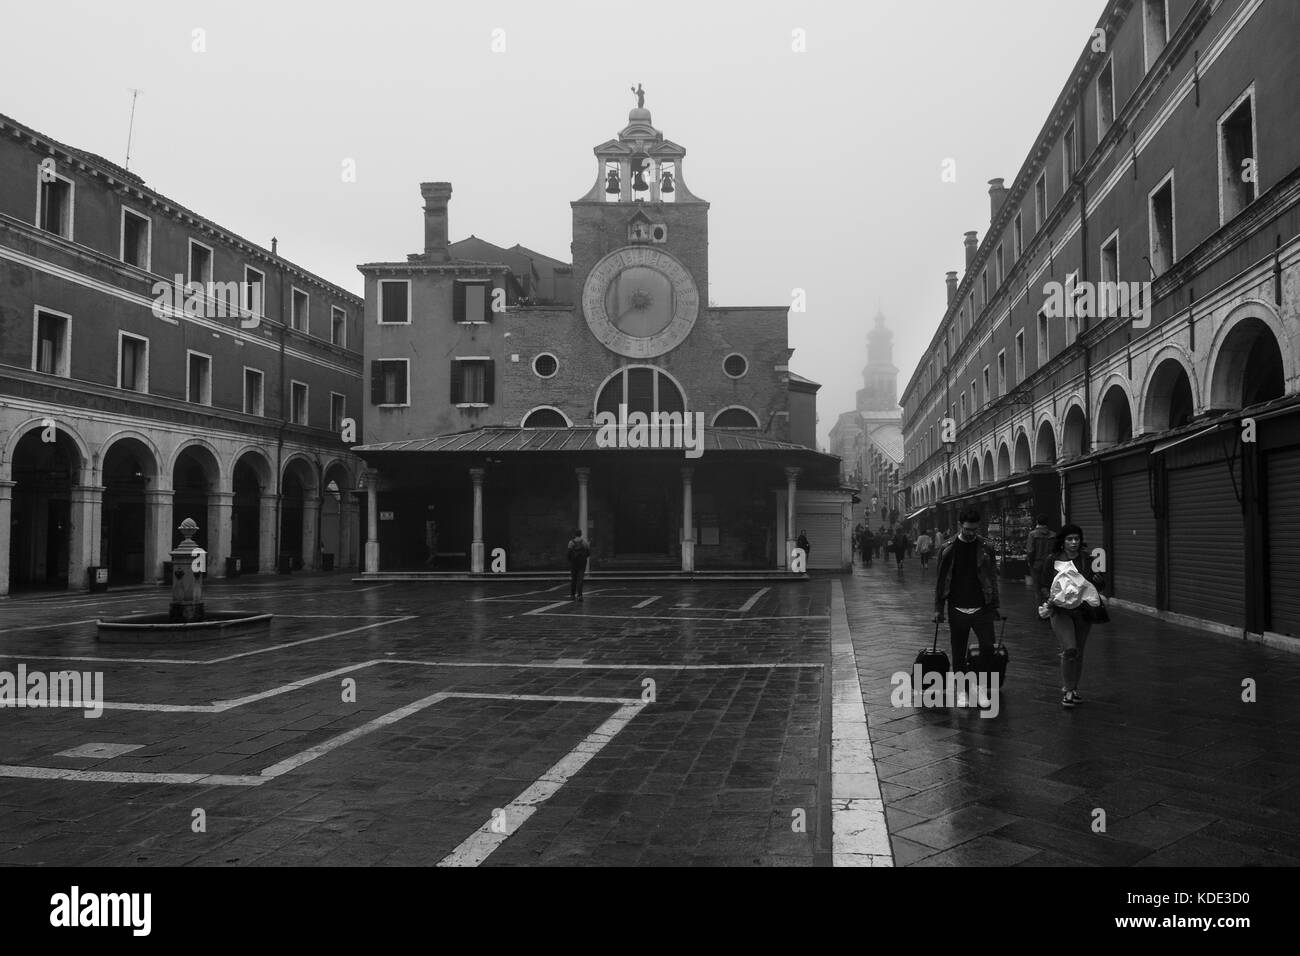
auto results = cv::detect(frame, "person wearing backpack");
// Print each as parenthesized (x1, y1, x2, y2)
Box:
(567, 530, 591, 601)
(1026, 515, 1056, 582)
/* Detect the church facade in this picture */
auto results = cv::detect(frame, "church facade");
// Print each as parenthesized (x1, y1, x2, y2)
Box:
(353, 100, 850, 573)
(829, 313, 904, 532)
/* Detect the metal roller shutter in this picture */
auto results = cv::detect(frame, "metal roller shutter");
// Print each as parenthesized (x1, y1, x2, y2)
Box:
(1265, 448, 1300, 636)
(1111, 469, 1157, 607)
(795, 510, 843, 570)
(1167, 463, 1244, 626)
(1066, 474, 1104, 549)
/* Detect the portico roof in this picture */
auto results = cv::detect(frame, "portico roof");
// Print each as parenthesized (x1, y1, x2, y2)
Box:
(353, 426, 838, 462)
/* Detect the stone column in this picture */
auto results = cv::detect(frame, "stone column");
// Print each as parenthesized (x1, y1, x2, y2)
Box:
(259, 492, 278, 575)
(470, 467, 485, 573)
(774, 492, 785, 569)
(0, 480, 14, 596)
(302, 495, 321, 571)
(69, 484, 105, 591)
(207, 490, 234, 578)
(364, 470, 381, 573)
(339, 491, 358, 569)
(575, 467, 590, 535)
(784, 467, 801, 570)
(144, 488, 175, 584)
(680, 466, 695, 572)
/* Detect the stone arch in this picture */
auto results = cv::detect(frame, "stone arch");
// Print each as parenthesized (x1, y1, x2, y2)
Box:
(594, 364, 689, 418)
(981, 450, 994, 484)
(1095, 378, 1135, 449)
(1140, 351, 1198, 434)
(712, 406, 761, 428)
(281, 453, 321, 494)
(1060, 399, 1088, 459)
(522, 406, 573, 428)
(98, 430, 163, 484)
(970, 456, 982, 487)
(1013, 430, 1032, 472)
(997, 442, 1012, 481)
(2, 417, 91, 481)
(168, 438, 226, 489)
(1206, 300, 1288, 410)
(1035, 418, 1059, 465)
(230, 446, 275, 488)
(960, 462, 970, 492)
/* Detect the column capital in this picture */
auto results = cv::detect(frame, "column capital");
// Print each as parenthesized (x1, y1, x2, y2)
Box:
(784, 467, 802, 482)
(210, 490, 235, 503)
(680, 465, 694, 482)
(575, 466, 591, 480)
(469, 467, 485, 484)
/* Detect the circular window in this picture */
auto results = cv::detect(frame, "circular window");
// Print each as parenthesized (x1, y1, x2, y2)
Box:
(533, 353, 558, 378)
(723, 353, 748, 378)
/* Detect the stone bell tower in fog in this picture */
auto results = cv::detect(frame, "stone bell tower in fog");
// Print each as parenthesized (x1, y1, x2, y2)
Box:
(857, 311, 899, 413)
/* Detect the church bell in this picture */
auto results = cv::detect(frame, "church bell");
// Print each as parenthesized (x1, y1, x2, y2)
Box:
(605, 170, 621, 194)
(631, 166, 649, 192)
(660, 171, 674, 193)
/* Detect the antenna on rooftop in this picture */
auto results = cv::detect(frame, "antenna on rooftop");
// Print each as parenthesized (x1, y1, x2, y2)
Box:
(124, 88, 143, 171)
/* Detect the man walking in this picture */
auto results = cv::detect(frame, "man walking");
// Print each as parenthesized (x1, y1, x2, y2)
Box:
(1026, 515, 1055, 581)
(933, 507, 1000, 707)
(567, 529, 591, 601)
(916, 528, 934, 571)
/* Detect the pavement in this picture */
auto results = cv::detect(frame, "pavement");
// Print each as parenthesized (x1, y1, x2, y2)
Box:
(0, 564, 1295, 867)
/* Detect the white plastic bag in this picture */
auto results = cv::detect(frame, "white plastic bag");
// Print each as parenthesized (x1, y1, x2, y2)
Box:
(1049, 565, 1100, 609)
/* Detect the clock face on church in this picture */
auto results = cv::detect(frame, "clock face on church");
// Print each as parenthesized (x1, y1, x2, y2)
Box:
(582, 247, 700, 358)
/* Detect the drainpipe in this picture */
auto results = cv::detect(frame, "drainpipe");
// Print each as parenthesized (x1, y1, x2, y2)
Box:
(273, 266, 288, 569)
(1078, 97, 1092, 457)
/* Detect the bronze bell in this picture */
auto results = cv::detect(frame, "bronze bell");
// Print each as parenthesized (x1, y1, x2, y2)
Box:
(605, 170, 620, 194)
(631, 167, 649, 192)
(660, 171, 675, 194)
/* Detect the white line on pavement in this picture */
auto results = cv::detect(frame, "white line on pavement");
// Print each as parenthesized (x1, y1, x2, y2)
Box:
(736, 587, 770, 613)
(632, 596, 661, 608)
(438, 702, 646, 867)
(828, 579, 892, 867)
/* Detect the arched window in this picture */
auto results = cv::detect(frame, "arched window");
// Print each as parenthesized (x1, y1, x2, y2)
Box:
(595, 367, 685, 417)
(713, 407, 759, 428)
(522, 407, 569, 428)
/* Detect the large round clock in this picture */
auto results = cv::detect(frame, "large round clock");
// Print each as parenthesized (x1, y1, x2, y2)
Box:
(582, 247, 699, 358)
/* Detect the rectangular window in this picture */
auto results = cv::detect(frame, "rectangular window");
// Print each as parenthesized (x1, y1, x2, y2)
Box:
(1037, 309, 1049, 365)
(379, 280, 410, 324)
(37, 172, 74, 238)
(330, 393, 346, 432)
(1015, 330, 1025, 383)
(291, 381, 309, 425)
(1062, 122, 1077, 189)
(1219, 87, 1257, 224)
(960, 393, 967, 420)
(451, 359, 495, 404)
(454, 280, 493, 323)
(186, 351, 212, 405)
(188, 240, 213, 286)
(970, 381, 976, 414)
(121, 208, 151, 268)
(371, 360, 409, 406)
(118, 332, 148, 392)
(1097, 59, 1116, 138)
(995, 244, 1004, 288)
(1099, 231, 1120, 318)
(997, 351, 1006, 396)
(967, 292, 975, 329)
(1013, 212, 1023, 261)
(243, 266, 265, 316)
(1143, 0, 1169, 72)
(981, 270, 988, 306)
(291, 288, 310, 332)
(33, 308, 71, 377)
(1149, 172, 1175, 276)
(331, 306, 347, 346)
(1035, 174, 1047, 229)
(244, 367, 264, 416)
(982, 366, 990, 406)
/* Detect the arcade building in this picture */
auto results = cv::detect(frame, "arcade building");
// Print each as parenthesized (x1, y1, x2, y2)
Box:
(354, 98, 851, 573)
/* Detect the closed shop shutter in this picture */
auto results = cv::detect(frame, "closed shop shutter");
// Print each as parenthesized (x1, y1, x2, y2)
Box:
(1167, 463, 1244, 626)
(1066, 473, 1104, 549)
(1265, 448, 1300, 636)
(795, 510, 843, 570)
(1111, 469, 1157, 607)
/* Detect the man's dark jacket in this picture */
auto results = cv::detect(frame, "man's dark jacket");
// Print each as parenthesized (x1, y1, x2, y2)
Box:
(933, 535, 1000, 613)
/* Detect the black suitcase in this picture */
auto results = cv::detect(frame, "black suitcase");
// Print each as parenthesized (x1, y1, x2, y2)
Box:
(965, 613, 1010, 683)
(915, 620, 950, 679)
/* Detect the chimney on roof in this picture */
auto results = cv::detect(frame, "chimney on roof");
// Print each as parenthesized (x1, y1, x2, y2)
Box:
(271, 237, 278, 256)
(964, 231, 979, 267)
(988, 178, 1008, 223)
(420, 182, 453, 263)
(945, 271, 958, 305)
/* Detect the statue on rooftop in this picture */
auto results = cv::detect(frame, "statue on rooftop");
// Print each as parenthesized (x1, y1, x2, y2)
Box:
(631, 83, 645, 109)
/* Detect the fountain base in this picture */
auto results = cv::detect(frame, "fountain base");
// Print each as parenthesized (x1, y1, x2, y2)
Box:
(97, 611, 273, 643)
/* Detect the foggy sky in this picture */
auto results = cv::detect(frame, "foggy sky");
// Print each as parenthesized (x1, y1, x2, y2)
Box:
(1, 0, 1106, 449)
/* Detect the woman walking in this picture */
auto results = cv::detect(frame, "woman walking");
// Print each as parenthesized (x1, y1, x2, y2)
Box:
(1035, 523, 1105, 708)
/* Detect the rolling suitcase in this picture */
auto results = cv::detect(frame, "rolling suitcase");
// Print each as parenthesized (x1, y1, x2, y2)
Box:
(965, 613, 1010, 683)
(915, 620, 950, 680)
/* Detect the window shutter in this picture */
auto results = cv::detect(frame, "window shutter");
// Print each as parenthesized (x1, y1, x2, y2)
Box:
(398, 362, 408, 404)
(453, 281, 466, 323)
(482, 282, 494, 322)
(483, 360, 495, 404)
(371, 361, 383, 404)
(450, 360, 463, 403)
